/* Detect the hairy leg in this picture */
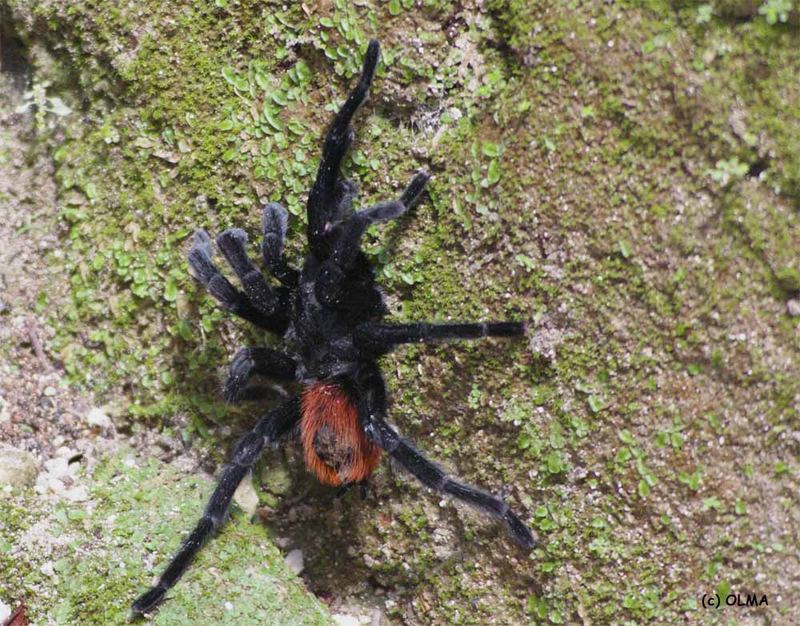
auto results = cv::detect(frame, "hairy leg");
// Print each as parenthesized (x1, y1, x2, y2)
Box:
(223, 347, 298, 402)
(315, 172, 429, 309)
(330, 178, 358, 224)
(261, 202, 299, 287)
(307, 39, 380, 256)
(354, 320, 525, 354)
(216, 228, 285, 315)
(329, 171, 429, 270)
(131, 398, 300, 617)
(364, 413, 534, 549)
(188, 230, 289, 334)
(355, 365, 533, 549)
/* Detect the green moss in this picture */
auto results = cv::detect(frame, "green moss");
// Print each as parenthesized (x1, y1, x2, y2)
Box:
(0, 497, 37, 601)
(5, 0, 800, 623)
(0, 452, 330, 625)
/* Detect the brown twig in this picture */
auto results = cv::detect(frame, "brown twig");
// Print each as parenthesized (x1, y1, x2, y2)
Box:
(24, 317, 52, 372)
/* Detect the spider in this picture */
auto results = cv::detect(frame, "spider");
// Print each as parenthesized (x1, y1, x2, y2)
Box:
(131, 39, 534, 617)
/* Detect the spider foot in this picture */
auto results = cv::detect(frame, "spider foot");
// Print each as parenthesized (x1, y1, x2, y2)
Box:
(223, 347, 297, 402)
(503, 509, 536, 550)
(261, 202, 299, 286)
(130, 585, 166, 620)
(262, 202, 289, 242)
(400, 170, 430, 208)
(216, 228, 280, 314)
(223, 348, 257, 403)
(187, 229, 216, 284)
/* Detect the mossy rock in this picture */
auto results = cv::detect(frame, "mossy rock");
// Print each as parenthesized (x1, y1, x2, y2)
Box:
(3, 0, 799, 623)
(0, 450, 330, 626)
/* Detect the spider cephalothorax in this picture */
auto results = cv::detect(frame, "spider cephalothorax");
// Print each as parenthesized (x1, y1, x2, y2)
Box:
(132, 39, 534, 617)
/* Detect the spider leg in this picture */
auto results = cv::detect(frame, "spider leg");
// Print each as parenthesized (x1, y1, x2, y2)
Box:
(131, 397, 300, 618)
(331, 171, 429, 269)
(223, 347, 297, 403)
(331, 178, 359, 223)
(215, 228, 289, 316)
(355, 365, 534, 549)
(364, 413, 534, 549)
(307, 39, 380, 256)
(188, 230, 289, 334)
(354, 321, 525, 354)
(261, 202, 299, 287)
(315, 172, 429, 310)
(329, 479, 370, 502)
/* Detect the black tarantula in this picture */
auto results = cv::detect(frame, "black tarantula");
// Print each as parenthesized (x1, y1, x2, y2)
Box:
(132, 39, 534, 617)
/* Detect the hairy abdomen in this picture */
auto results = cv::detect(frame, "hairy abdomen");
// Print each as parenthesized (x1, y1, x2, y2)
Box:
(300, 382, 381, 486)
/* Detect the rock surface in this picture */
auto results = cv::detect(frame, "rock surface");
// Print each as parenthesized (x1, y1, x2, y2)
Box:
(0, 444, 38, 488)
(2, 1, 798, 624)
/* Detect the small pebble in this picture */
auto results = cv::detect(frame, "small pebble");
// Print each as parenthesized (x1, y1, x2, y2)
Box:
(86, 407, 113, 430)
(787, 299, 800, 317)
(65, 485, 90, 502)
(233, 473, 259, 517)
(44, 457, 69, 477)
(0, 444, 38, 487)
(43, 477, 65, 496)
(54, 446, 73, 459)
(284, 548, 304, 575)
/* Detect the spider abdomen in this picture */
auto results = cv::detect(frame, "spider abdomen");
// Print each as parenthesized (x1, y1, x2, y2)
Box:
(300, 382, 381, 486)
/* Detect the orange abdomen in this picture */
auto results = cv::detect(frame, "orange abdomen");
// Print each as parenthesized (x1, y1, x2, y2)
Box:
(300, 382, 382, 486)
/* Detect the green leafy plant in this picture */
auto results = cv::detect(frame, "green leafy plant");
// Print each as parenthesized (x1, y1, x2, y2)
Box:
(758, 0, 794, 24)
(696, 3, 714, 24)
(709, 157, 748, 186)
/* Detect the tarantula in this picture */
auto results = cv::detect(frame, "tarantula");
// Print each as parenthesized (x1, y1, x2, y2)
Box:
(131, 39, 534, 617)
